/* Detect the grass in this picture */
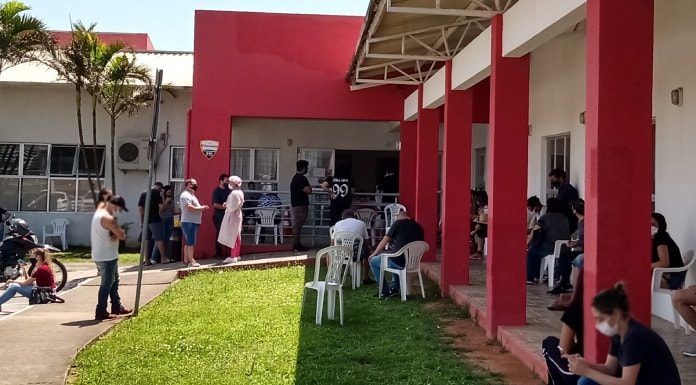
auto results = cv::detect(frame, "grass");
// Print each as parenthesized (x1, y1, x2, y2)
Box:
(70, 266, 504, 385)
(54, 247, 141, 265)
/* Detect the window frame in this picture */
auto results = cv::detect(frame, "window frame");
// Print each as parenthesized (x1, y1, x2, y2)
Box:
(544, 133, 571, 198)
(231, 147, 280, 184)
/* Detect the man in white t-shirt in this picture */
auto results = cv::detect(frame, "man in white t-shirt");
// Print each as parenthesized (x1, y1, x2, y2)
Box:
(334, 209, 372, 283)
(179, 178, 209, 267)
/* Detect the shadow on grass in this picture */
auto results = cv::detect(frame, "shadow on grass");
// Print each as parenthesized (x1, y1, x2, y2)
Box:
(294, 264, 501, 385)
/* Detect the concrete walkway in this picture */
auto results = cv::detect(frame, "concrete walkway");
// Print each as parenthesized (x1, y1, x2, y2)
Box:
(0, 263, 179, 385)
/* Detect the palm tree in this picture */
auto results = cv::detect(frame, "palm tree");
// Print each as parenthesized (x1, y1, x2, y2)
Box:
(0, 1, 47, 76)
(99, 53, 153, 193)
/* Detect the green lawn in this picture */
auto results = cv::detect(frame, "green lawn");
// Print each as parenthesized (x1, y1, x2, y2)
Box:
(55, 247, 141, 265)
(70, 266, 503, 385)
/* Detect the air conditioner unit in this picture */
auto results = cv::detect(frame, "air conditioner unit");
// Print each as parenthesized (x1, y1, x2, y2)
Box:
(117, 137, 150, 170)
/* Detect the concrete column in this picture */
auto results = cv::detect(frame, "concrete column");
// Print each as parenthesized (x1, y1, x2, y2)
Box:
(399, 120, 417, 210)
(485, 15, 530, 338)
(415, 86, 440, 262)
(440, 61, 473, 296)
(584, 0, 654, 362)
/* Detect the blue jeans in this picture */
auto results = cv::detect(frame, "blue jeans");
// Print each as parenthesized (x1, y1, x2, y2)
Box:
(369, 254, 402, 294)
(95, 260, 121, 314)
(578, 377, 600, 385)
(527, 247, 547, 281)
(0, 283, 33, 306)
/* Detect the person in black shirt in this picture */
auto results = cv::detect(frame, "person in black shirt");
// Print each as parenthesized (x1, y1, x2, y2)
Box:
(290, 160, 311, 251)
(212, 173, 231, 257)
(368, 211, 424, 297)
(549, 169, 579, 233)
(138, 182, 168, 264)
(651, 213, 685, 289)
(377, 166, 398, 203)
(566, 283, 681, 385)
(321, 167, 354, 225)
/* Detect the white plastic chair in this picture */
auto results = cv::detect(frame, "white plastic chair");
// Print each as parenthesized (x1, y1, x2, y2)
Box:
(355, 208, 377, 246)
(384, 203, 406, 234)
(651, 250, 695, 333)
(334, 231, 364, 290)
(254, 209, 282, 245)
(379, 241, 429, 301)
(43, 218, 69, 251)
(540, 240, 569, 288)
(301, 245, 351, 326)
(329, 225, 336, 240)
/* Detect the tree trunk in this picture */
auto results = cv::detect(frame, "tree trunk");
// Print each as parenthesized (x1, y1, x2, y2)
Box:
(75, 85, 98, 207)
(91, 95, 102, 191)
(110, 116, 117, 194)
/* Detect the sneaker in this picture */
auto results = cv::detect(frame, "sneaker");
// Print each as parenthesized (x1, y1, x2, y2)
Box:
(526, 280, 536, 285)
(469, 253, 483, 260)
(111, 306, 133, 316)
(95, 311, 118, 321)
(149, 259, 158, 265)
(386, 289, 400, 299)
(232, 257, 239, 263)
(683, 343, 696, 357)
(222, 257, 235, 264)
(548, 284, 573, 295)
(189, 261, 201, 268)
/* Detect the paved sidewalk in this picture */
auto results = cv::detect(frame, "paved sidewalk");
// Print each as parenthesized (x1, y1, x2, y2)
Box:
(0, 264, 179, 385)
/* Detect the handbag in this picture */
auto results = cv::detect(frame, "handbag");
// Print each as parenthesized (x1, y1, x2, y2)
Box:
(29, 287, 65, 305)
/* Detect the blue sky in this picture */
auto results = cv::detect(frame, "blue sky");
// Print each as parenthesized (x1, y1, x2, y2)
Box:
(21, 0, 370, 51)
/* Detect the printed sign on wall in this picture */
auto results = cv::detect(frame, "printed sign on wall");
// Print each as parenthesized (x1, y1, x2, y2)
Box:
(200, 140, 219, 160)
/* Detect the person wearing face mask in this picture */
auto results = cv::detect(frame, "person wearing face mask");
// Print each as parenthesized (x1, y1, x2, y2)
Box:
(651, 213, 685, 289)
(548, 169, 579, 233)
(212, 173, 231, 258)
(91, 195, 131, 320)
(565, 282, 680, 385)
(180, 178, 210, 267)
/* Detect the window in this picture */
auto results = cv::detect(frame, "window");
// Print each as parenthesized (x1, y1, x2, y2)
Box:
(0, 143, 105, 213)
(474, 147, 486, 190)
(169, 146, 186, 202)
(231, 148, 279, 189)
(546, 134, 571, 195)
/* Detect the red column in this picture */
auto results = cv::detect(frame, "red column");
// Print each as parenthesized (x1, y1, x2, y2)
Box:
(485, 15, 530, 338)
(440, 61, 473, 295)
(399, 120, 417, 210)
(584, 0, 653, 362)
(186, 109, 231, 259)
(415, 86, 440, 262)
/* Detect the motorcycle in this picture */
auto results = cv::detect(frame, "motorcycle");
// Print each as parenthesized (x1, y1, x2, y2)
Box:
(0, 209, 68, 292)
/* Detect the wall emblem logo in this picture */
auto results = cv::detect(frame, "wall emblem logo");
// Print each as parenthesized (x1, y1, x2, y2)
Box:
(200, 140, 219, 160)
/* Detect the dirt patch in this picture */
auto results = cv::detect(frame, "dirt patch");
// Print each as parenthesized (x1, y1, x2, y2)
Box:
(428, 302, 544, 385)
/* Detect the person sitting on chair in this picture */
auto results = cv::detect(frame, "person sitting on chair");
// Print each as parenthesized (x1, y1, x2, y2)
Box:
(334, 209, 371, 284)
(367, 210, 424, 298)
(672, 285, 696, 356)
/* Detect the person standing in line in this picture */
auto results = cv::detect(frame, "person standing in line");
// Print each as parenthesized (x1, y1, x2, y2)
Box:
(321, 165, 354, 225)
(290, 160, 312, 252)
(212, 174, 231, 258)
(138, 182, 167, 265)
(180, 178, 209, 267)
(377, 166, 398, 203)
(548, 169, 579, 233)
(219, 176, 245, 264)
(91, 195, 131, 320)
(159, 185, 176, 262)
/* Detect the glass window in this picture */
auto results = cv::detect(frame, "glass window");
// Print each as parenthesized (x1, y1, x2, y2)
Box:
(0, 178, 19, 210)
(253, 149, 278, 181)
(76, 180, 97, 212)
(50, 146, 77, 176)
(77, 147, 105, 177)
(23, 144, 49, 176)
(0, 144, 20, 175)
(170, 147, 185, 180)
(49, 179, 76, 212)
(20, 178, 48, 211)
(231, 149, 251, 181)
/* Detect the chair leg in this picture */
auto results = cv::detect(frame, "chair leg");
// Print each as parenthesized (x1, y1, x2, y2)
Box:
(418, 271, 425, 299)
(327, 290, 335, 320)
(339, 289, 344, 326)
(539, 258, 546, 284)
(279, 225, 284, 244)
(316, 288, 325, 325)
(548, 258, 555, 289)
(400, 271, 407, 302)
(273, 227, 278, 245)
(62, 235, 67, 251)
(378, 272, 384, 298)
(254, 225, 261, 244)
(355, 262, 361, 288)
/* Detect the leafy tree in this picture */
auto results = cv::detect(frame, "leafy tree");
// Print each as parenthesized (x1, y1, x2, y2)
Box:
(0, 1, 47, 76)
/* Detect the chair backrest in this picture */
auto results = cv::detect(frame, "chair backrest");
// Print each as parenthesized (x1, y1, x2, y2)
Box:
(255, 209, 278, 226)
(392, 241, 429, 271)
(553, 240, 569, 257)
(354, 208, 376, 228)
(51, 218, 69, 233)
(329, 225, 336, 240)
(682, 250, 696, 269)
(334, 231, 364, 262)
(314, 245, 352, 285)
(384, 203, 407, 229)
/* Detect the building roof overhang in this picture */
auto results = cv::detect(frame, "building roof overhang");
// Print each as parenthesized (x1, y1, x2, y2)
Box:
(347, 0, 517, 90)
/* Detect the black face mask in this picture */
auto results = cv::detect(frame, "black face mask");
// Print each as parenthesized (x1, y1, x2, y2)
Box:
(190, 185, 198, 191)
(551, 180, 561, 188)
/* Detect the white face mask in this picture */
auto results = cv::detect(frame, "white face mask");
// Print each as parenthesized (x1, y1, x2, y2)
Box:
(595, 320, 619, 337)
(651, 226, 658, 236)
(112, 209, 121, 219)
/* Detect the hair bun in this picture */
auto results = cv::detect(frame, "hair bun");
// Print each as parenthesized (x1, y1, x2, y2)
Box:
(614, 281, 626, 294)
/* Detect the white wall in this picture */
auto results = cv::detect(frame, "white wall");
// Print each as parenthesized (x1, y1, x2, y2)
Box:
(653, 0, 696, 283)
(231, 118, 399, 190)
(0, 84, 191, 246)
(527, 30, 586, 200)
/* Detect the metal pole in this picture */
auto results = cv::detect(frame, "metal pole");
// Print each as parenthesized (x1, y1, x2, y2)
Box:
(134, 69, 163, 317)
